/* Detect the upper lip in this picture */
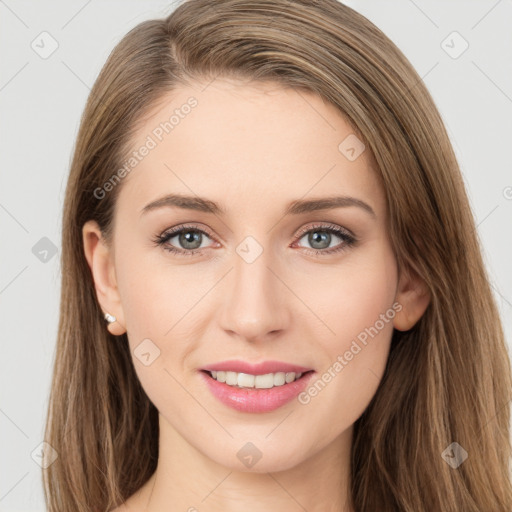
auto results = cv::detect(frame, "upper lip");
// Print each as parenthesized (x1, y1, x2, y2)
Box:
(201, 360, 313, 375)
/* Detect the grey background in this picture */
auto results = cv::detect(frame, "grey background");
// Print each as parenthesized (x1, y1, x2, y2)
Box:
(1, 1, 511, 510)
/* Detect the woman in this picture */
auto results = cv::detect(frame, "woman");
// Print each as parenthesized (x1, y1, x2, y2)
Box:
(42, 0, 512, 510)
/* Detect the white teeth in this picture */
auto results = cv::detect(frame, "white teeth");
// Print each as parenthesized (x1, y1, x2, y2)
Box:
(237, 373, 255, 388)
(273, 372, 286, 386)
(208, 370, 306, 388)
(225, 371, 238, 385)
(255, 373, 274, 388)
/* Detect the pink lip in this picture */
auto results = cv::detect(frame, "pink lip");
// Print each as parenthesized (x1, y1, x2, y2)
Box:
(201, 360, 313, 375)
(199, 363, 316, 413)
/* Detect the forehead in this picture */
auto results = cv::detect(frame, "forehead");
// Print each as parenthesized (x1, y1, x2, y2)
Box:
(116, 78, 385, 219)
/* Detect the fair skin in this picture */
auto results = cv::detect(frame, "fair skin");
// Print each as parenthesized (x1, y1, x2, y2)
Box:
(83, 78, 430, 511)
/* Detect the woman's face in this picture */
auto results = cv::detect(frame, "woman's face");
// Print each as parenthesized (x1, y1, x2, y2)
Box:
(93, 78, 403, 472)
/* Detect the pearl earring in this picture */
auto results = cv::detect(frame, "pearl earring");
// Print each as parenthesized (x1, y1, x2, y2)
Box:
(104, 312, 116, 323)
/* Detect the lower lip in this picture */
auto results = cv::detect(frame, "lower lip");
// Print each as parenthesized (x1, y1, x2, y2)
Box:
(200, 370, 315, 413)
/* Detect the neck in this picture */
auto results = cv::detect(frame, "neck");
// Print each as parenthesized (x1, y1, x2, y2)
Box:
(138, 413, 354, 512)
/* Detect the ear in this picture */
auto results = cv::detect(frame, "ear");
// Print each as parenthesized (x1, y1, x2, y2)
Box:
(82, 220, 126, 336)
(393, 265, 431, 332)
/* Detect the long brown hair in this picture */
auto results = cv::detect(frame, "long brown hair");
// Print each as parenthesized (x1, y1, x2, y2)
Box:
(42, 1, 512, 510)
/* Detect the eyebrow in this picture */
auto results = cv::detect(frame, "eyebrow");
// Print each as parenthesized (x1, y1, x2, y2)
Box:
(140, 193, 376, 218)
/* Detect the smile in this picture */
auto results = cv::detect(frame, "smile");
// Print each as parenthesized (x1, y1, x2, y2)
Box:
(207, 370, 305, 388)
(199, 363, 316, 413)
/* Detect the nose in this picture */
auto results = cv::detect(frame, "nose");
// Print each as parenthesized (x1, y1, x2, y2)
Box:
(218, 243, 291, 343)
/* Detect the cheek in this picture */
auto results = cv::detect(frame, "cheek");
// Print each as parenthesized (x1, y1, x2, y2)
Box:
(295, 242, 398, 350)
(114, 246, 215, 390)
(114, 243, 202, 340)
(293, 245, 397, 428)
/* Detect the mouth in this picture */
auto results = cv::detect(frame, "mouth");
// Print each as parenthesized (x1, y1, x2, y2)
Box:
(201, 369, 315, 389)
(199, 361, 316, 413)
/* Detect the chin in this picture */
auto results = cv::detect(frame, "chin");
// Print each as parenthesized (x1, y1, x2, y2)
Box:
(205, 442, 309, 474)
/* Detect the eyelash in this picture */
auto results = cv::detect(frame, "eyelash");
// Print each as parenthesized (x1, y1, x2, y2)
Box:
(152, 222, 357, 257)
